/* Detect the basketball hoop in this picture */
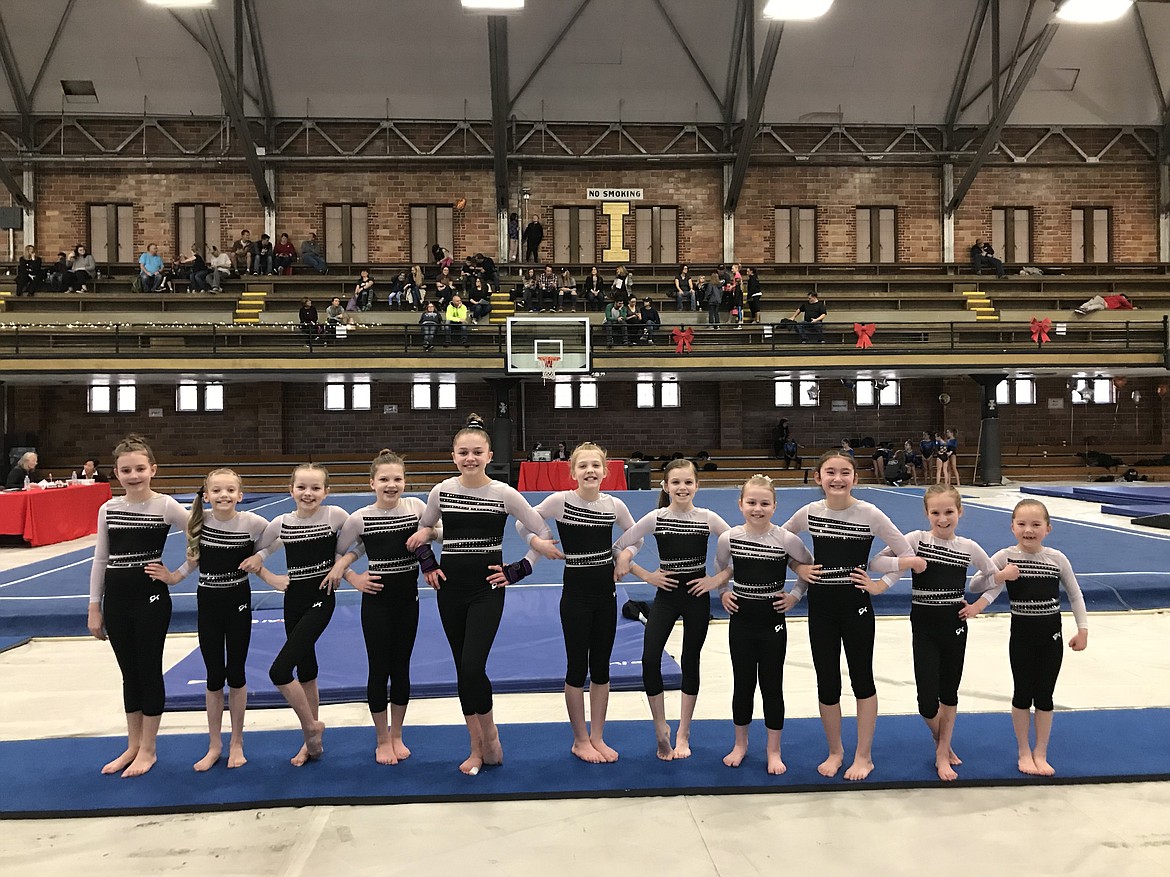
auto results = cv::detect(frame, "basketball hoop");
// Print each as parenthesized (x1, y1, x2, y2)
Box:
(537, 354, 561, 384)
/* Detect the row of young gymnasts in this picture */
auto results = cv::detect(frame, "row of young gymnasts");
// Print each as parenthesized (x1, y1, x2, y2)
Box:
(86, 422, 1088, 782)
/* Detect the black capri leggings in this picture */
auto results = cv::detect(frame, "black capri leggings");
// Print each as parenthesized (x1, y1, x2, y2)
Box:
(268, 578, 336, 686)
(560, 582, 618, 688)
(1009, 615, 1064, 711)
(437, 583, 506, 716)
(103, 571, 172, 717)
(807, 584, 877, 705)
(361, 584, 421, 713)
(729, 597, 788, 729)
(910, 604, 967, 719)
(643, 579, 710, 697)
(198, 583, 252, 691)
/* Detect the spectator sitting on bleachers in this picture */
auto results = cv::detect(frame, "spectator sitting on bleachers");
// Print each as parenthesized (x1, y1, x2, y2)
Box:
(693, 450, 718, 471)
(559, 269, 578, 312)
(46, 252, 72, 293)
(637, 297, 661, 344)
(419, 300, 442, 352)
(69, 244, 96, 293)
(583, 266, 605, 312)
(781, 436, 802, 469)
(789, 290, 826, 342)
(969, 238, 1006, 278)
(326, 295, 355, 329)
(255, 234, 274, 275)
(475, 253, 499, 289)
(231, 229, 255, 275)
(604, 296, 631, 346)
(354, 269, 376, 311)
(274, 233, 296, 275)
(468, 277, 491, 325)
(299, 297, 323, 348)
(675, 264, 696, 311)
(300, 232, 328, 274)
(517, 268, 538, 312)
(435, 272, 455, 308)
(537, 265, 559, 312)
(208, 245, 231, 292)
(138, 243, 165, 293)
(445, 294, 469, 347)
(176, 245, 211, 292)
(16, 245, 42, 297)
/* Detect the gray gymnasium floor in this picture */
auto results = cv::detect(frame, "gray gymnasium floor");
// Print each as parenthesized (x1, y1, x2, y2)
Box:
(1, 485, 1168, 876)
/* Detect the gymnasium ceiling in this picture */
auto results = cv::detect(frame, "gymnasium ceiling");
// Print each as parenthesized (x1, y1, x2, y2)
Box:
(2, 0, 1170, 127)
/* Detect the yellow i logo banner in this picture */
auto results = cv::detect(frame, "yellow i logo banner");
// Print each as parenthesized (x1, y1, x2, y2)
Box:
(601, 202, 630, 262)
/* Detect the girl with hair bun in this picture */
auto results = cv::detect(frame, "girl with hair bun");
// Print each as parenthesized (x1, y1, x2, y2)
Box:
(613, 457, 730, 761)
(87, 435, 188, 778)
(323, 450, 440, 765)
(146, 469, 286, 772)
(406, 414, 560, 775)
(517, 442, 638, 763)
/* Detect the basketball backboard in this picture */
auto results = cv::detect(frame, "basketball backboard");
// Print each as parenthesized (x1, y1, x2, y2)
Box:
(505, 316, 592, 376)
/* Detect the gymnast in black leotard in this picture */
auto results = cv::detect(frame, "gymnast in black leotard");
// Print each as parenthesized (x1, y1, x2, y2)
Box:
(146, 468, 287, 772)
(518, 442, 637, 764)
(87, 435, 187, 779)
(324, 449, 440, 766)
(407, 414, 558, 776)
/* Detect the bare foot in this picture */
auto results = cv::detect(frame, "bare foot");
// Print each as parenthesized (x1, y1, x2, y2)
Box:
(391, 738, 411, 761)
(121, 751, 157, 778)
(460, 753, 484, 775)
(227, 743, 247, 769)
(948, 748, 962, 766)
(1017, 753, 1039, 775)
(481, 736, 503, 766)
(1032, 756, 1055, 777)
(655, 728, 675, 761)
(306, 721, 325, 759)
(766, 752, 787, 776)
(193, 746, 222, 772)
(590, 738, 619, 762)
(673, 734, 692, 760)
(571, 740, 604, 763)
(843, 757, 874, 781)
(101, 748, 137, 776)
(936, 759, 958, 781)
(375, 739, 399, 765)
(291, 744, 311, 767)
(723, 743, 748, 768)
(817, 752, 844, 777)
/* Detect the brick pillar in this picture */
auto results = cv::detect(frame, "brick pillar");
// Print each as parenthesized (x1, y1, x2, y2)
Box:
(257, 383, 284, 454)
(720, 382, 744, 450)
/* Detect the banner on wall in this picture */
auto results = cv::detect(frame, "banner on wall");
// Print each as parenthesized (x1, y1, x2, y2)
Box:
(587, 188, 643, 200)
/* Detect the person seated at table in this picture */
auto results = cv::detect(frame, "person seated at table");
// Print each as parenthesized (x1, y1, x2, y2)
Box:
(6, 451, 42, 489)
(81, 458, 109, 483)
(552, 442, 569, 461)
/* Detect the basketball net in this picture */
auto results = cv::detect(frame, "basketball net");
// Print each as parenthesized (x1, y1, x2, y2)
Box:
(537, 355, 561, 384)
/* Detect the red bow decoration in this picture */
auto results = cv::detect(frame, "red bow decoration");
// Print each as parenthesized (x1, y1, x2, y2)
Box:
(1030, 317, 1051, 345)
(672, 326, 694, 354)
(853, 323, 876, 349)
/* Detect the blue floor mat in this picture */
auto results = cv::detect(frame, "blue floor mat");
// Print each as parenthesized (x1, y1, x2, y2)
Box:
(5, 487, 1170, 638)
(1101, 504, 1170, 518)
(0, 635, 29, 654)
(163, 584, 677, 710)
(3, 708, 1166, 819)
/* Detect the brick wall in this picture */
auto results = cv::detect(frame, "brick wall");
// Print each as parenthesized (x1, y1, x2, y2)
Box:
(12, 375, 1163, 471)
(22, 158, 1160, 266)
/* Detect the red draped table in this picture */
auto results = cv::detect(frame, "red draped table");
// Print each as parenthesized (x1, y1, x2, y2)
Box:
(0, 482, 112, 546)
(516, 461, 628, 492)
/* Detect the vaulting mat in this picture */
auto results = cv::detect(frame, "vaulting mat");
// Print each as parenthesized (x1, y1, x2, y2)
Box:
(162, 584, 678, 710)
(1021, 484, 1170, 505)
(2, 708, 1167, 819)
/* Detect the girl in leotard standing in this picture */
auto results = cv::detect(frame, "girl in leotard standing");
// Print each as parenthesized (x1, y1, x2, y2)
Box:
(324, 450, 440, 765)
(613, 458, 729, 761)
(714, 475, 813, 775)
(87, 435, 188, 778)
(406, 414, 558, 775)
(870, 484, 1017, 780)
(241, 464, 349, 766)
(966, 498, 1088, 777)
(518, 442, 637, 763)
(146, 469, 287, 771)
(781, 451, 922, 781)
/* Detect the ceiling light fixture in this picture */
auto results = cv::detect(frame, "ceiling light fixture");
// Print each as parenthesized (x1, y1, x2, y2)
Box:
(762, 0, 833, 21)
(461, 0, 524, 11)
(143, 0, 216, 7)
(1054, 0, 1132, 23)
